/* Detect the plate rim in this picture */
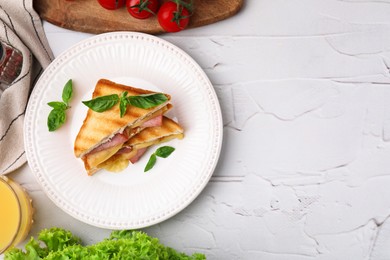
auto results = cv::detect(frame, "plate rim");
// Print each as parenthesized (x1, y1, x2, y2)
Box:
(24, 31, 223, 229)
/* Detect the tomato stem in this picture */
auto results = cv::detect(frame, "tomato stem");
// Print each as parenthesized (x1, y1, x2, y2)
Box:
(171, 0, 193, 13)
(130, 0, 156, 15)
(169, 0, 193, 28)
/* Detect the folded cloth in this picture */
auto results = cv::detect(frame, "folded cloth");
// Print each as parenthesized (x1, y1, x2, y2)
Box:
(0, 1, 53, 174)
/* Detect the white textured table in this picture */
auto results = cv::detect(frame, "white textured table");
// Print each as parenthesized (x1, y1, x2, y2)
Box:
(5, 1, 390, 259)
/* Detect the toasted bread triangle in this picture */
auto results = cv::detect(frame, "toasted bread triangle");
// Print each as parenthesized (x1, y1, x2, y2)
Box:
(74, 79, 170, 158)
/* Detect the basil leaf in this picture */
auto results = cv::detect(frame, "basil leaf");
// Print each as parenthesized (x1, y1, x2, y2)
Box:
(119, 92, 128, 118)
(155, 146, 175, 158)
(144, 153, 157, 172)
(62, 79, 73, 105)
(48, 101, 67, 110)
(128, 93, 168, 109)
(82, 94, 119, 112)
(47, 109, 66, 132)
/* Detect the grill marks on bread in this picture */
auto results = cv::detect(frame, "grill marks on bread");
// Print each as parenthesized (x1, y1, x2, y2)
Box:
(74, 79, 170, 158)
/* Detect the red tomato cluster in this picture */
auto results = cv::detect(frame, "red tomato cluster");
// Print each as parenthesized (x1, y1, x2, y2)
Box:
(97, 0, 193, 32)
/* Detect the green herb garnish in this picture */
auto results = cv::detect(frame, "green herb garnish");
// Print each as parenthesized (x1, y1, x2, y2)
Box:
(47, 79, 73, 132)
(144, 153, 157, 172)
(155, 146, 175, 158)
(47, 109, 66, 132)
(61, 79, 73, 104)
(128, 93, 168, 109)
(82, 94, 119, 112)
(47, 101, 68, 110)
(119, 91, 129, 118)
(144, 146, 175, 172)
(82, 92, 168, 118)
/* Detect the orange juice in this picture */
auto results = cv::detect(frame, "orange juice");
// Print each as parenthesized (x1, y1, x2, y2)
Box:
(0, 176, 33, 254)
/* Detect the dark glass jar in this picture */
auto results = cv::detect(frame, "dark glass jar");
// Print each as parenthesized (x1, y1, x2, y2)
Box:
(0, 42, 23, 85)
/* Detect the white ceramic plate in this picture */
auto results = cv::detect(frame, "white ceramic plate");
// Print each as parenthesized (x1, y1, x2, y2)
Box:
(24, 32, 222, 229)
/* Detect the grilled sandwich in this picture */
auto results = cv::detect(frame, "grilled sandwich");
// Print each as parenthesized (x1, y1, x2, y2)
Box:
(74, 79, 172, 175)
(98, 116, 184, 173)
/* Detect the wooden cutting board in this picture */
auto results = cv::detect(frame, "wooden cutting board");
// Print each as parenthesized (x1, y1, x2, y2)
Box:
(34, 0, 244, 34)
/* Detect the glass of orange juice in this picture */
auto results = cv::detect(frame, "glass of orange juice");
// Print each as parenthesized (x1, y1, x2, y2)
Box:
(0, 176, 34, 254)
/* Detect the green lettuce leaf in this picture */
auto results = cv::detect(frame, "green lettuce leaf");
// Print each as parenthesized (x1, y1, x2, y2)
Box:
(4, 247, 26, 260)
(5, 228, 205, 260)
(38, 228, 81, 253)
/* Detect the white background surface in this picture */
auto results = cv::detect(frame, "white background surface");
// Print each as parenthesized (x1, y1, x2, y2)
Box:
(4, 0, 390, 259)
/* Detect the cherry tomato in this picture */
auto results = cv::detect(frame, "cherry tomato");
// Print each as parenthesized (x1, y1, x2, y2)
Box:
(127, 0, 159, 19)
(157, 1, 191, 33)
(97, 0, 126, 10)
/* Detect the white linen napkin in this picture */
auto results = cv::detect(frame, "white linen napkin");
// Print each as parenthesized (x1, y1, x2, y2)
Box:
(0, 1, 53, 174)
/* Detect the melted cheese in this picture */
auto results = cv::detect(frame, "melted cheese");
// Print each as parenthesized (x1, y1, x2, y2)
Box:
(102, 157, 129, 172)
(84, 144, 123, 171)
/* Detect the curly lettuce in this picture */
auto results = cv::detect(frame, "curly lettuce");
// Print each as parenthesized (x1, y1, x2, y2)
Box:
(4, 228, 205, 260)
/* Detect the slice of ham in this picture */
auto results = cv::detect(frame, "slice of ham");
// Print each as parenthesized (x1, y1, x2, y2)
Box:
(129, 147, 148, 164)
(116, 146, 133, 155)
(141, 115, 163, 128)
(87, 132, 128, 155)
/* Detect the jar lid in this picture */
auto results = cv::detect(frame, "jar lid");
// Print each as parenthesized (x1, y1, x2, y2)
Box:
(0, 176, 22, 254)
